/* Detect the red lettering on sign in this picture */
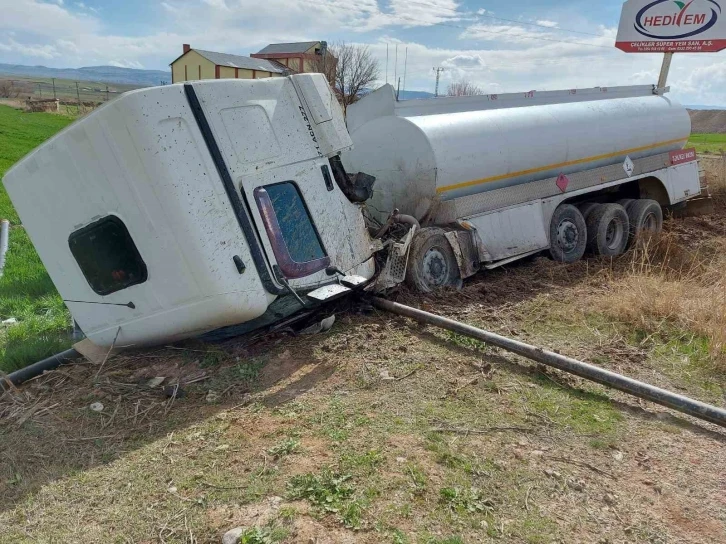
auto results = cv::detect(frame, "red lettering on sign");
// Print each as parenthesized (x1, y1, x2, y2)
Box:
(669, 148, 697, 166)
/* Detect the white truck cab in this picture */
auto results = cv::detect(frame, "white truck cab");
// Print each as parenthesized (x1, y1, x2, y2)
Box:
(3, 75, 375, 347)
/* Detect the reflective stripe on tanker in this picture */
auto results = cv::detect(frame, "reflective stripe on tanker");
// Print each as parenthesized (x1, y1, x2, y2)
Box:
(436, 136, 688, 197)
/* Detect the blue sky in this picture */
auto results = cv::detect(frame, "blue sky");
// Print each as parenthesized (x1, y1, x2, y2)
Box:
(2, 0, 726, 104)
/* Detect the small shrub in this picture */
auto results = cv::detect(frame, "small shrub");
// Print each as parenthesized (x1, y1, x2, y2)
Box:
(286, 469, 354, 512)
(237, 525, 289, 544)
(267, 438, 301, 458)
(439, 486, 494, 515)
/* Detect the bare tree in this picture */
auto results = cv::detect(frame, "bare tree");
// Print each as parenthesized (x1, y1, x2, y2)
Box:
(0, 80, 31, 99)
(447, 79, 483, 97)
(312, 42, 380, 115)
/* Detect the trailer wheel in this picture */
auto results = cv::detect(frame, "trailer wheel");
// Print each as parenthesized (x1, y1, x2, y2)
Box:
(586, 204, 630, 256)
(617, 198, 636, 212)
(627, 199, 663, 245)
(406, 228, 460, 293)
(578, 202, 600, 221)
(549, 204, 587, 263)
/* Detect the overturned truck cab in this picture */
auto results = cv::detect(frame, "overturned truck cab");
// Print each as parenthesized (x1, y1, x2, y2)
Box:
(3, 74, 377, 347)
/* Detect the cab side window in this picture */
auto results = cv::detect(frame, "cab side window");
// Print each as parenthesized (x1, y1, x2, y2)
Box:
(69, 216, 148, 295)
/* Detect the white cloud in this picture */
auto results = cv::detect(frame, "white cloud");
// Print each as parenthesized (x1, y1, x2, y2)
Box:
(0, 38, 59, 59)
(0, 0, 100, 37)
(200, 0, 229, 9)
(108, 59, 144, 69)
(536, 20, 559, 28)
(161, 2, 180, 14)
(1, 0, 725, 105)
(442, 54, 484, 68)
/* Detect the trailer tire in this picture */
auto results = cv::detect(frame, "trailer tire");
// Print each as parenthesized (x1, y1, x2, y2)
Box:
(617, 198, 636, 212)
(549, 204, 587, 263)
(586, 204, 630, 256)
(627, 199, 663, 245)
(578, 202, 600, 221)
(406, 228, 460, 293)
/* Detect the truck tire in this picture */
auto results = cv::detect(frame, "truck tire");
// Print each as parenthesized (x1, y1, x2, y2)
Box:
(549, 204, 587, 263)
(616, 198, 636, 212)
(627, 199, 663, 245)
(586, 204, 630, 256)
(405, 228, 461, 293)
(578, 202, 600, 221)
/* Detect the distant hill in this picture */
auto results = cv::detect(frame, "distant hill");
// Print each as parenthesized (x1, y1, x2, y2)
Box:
(0, 64, 170, 87)
(686, 104, 726, 111)
(688, 109, 726, 134)
(398, 90, 435, 100)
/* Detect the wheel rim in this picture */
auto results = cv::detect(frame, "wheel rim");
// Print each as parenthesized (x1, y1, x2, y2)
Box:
(605, 218, 625, 250)
(422, 247, 450, 287)
(643, 212, 657, 232)
(556, 219, 579, 254)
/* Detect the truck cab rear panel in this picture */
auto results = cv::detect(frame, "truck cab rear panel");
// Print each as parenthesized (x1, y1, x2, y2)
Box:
(2, 75, 374, 347)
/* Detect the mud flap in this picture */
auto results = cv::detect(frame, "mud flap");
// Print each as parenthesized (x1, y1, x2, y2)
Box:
(444, 230, 480, 279)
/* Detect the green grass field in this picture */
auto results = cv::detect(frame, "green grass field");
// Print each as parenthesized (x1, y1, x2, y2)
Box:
(1, 75, 141, 105)
(0, 105, 75, 372)
(687, 133, 726, 154)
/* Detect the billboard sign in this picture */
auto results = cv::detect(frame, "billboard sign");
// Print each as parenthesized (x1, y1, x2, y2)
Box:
(616, 0, 726, 52)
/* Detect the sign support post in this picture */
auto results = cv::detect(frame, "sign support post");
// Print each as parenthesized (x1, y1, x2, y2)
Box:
(657, 52, 674, 89)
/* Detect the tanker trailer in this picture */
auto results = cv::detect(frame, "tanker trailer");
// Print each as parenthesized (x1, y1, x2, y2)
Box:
(344, 84, 702, 292)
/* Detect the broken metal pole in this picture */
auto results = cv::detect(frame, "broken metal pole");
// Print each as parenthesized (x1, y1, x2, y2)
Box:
(372, 298, 726, 429)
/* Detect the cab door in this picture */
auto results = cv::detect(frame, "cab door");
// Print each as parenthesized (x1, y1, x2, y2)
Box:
(240, 159, 365, 290)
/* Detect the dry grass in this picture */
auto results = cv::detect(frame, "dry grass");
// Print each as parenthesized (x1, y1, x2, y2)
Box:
(593, 233, 726, 366)
(589, 156, 726, 368)
(701, 154, 726, 207)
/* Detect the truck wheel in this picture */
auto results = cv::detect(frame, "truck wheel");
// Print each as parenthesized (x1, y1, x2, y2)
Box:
(578, 202, 599, 221)
(586, 204, 630, 256)
(627, 199, 663, 245)
(406, 228, 460, 293)
(549, 204, 587, 263)
(616, 198, 636, 212)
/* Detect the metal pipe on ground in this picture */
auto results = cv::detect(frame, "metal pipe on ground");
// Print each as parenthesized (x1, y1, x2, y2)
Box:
(372, 298, 726, 429)
(2, 349, 81, 390)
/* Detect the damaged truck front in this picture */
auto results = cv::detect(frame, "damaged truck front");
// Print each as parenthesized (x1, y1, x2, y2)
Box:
(2, 74, 382, 348)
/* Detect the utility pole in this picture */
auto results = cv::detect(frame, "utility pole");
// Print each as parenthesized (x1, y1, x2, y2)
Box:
(385, 43, 389, 85)
(51, 78, 56, 100)
(394, 44, 398, 88)
(105, 85, 109, 102)
(402, 46, 408, 100)
(433, 67, 445, 97)
(37, 83, 42, 99)
(76, 81, 81, 113)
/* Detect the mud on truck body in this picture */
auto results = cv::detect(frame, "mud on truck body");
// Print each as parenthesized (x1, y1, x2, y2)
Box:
(2, 75, 704, 348)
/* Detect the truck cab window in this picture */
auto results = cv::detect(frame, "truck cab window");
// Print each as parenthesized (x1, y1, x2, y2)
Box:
(254, 182, 330, 279)
(69, 216, 148, 296)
